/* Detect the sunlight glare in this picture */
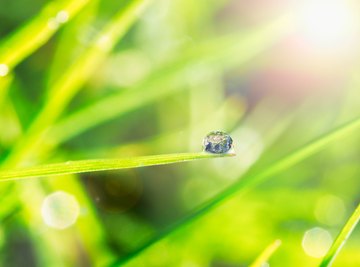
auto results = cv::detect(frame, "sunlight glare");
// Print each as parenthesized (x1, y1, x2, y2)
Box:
(298, 0, 358, 50)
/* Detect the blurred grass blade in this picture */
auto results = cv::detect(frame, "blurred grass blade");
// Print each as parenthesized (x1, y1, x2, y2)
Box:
(249, 239, 282, 267)
(319, 203, 360, 267)
(0, 74, 12, 108)
(47, 14, 291, 146)
(110, 115, 360, 266)
(0, 152, 234, 181)
(0, 0, 90, 71)
(2, 0, 149, 168)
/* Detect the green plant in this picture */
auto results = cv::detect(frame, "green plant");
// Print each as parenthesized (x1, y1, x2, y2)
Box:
(0, 1, 359, 266)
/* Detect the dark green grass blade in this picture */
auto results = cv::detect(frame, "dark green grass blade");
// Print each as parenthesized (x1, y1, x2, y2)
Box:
(109, 115, 360, 266)
(319, 203, 360, 267)
(0, 152, 234, 181)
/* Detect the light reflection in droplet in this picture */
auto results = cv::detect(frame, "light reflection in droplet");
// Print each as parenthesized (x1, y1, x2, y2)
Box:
(302, 227, 332, 258)
(203, 131, 233, 154)
(0, 64, 9, 77)
(41, 191, 80, 230)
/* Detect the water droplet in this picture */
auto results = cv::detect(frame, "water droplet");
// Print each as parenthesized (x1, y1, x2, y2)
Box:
(0, 64, 9, 77)
(41, 191, 80, 230)
(203, 131, 233, 154)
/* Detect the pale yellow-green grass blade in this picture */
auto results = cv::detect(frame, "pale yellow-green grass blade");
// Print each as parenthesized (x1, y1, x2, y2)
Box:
(249, 239, 282, 267)
(319, 203, 360, 267)
(2, 0, 149, 168)
(0, 152, 234, 181)
(0, 0, 90, 73)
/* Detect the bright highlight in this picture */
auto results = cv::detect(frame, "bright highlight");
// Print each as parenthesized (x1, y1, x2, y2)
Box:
(0, 64, 9, 77)
(41, 191, 80, 230)
(298, 0, 358, 50)
(302, 227, 333, 258)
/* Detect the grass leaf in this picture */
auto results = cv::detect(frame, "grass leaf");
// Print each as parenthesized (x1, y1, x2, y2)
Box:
(319, 203, 360, 267)
(0, 152, 234, 181)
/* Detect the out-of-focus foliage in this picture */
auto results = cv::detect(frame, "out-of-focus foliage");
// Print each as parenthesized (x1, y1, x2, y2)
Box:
(0, 0, 360, 266)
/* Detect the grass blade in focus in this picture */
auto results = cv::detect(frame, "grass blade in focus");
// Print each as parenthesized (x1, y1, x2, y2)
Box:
(249, 239, 282, 267)
(319, 203, 360, 267)
(0, 152, 234, 181)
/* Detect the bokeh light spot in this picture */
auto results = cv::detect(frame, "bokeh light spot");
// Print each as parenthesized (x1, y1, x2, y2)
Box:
(96, 35, 111, 51)
(0, 64, 9, 77)
(56, 10, 69, 24)
(47, 18, 59, 30)
(297, 0, 359, 50)
(315, 194, 346, 226)
(302, 227, 332, 258)
(41, 191, 80, 230)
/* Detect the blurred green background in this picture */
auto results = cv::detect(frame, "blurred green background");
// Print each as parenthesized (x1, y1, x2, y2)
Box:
(0, 0, 360, 266)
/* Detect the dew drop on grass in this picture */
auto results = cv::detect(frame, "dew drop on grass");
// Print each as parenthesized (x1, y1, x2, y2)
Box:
(203, 131, 233, 154)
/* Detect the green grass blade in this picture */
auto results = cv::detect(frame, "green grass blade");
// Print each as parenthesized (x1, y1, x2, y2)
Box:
(2, 0, 149, 168)
(0, 0, 90, 72)
(319, 203, 360, 267)
(110, 115, 360, 266)
(0, 152, 234, 181)
(249, 239, 282, 267)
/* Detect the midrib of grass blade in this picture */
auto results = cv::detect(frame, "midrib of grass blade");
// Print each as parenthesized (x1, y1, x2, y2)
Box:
(48, 14, 291, 146)
(0, 152, 234, 181)
(2, 0, 149, 168)
(249, 239, 282, 267)
(110, 115, 360, 266)
(0, 0, 90, 72)
(319, 203, 360, 267)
